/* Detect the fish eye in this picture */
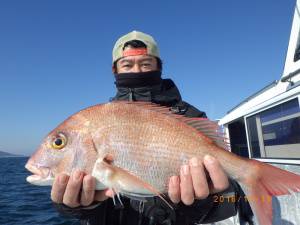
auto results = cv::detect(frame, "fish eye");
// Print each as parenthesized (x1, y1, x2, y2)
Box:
(52, 133, 67, 150)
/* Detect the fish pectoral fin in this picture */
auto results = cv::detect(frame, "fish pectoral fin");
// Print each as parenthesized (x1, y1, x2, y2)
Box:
(95, 180, 107, 190)
(92, 158, 172, 209)
(114, 168, 173, 209)
(92, 158, 110, 190)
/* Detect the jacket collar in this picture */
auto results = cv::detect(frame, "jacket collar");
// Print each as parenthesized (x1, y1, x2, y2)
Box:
(112, 79, 182, 106)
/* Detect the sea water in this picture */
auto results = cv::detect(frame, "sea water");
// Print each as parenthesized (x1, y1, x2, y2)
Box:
(0, 157, 79, 225)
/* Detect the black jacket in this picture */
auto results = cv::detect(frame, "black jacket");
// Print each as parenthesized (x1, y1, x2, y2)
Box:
(54, 78, 253, 225)
(54, 182, 239, 225)
(112, 79, 206, 118)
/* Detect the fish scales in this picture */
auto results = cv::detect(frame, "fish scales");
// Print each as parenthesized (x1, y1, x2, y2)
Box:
(85, 103, 213, 191)
(26, 101, 300, 225)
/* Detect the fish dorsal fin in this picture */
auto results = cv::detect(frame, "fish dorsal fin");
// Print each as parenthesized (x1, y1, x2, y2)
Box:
(183, 118, 230, 150)
(114, 100, 175, 116)
(114, 101, 230, 151)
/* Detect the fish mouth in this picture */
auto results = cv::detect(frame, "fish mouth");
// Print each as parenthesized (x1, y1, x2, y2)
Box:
(25, 163, 54, 186)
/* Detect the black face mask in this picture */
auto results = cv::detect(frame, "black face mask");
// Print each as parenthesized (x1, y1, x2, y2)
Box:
(114, 71, 162, 88)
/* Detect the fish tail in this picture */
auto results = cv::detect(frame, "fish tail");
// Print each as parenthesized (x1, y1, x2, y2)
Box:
(241, 160, 300, 225)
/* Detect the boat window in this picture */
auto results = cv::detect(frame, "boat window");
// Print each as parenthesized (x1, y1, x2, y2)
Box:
(246, 98, 300, 159)
(228, 119, 249, 158)
(263, 117, 300, 146)
(294, 44, 300, 62)
(246, 116, 261, 158)
(260, 98, 299, 122)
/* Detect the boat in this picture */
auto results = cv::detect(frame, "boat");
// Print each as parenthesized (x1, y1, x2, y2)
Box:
(215, 0, 300, 224)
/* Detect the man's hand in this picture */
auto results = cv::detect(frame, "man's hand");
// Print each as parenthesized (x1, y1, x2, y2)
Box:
(51, 171, 113, 208)
(168, 155, 229, 205)
(51, 155, 228, 207)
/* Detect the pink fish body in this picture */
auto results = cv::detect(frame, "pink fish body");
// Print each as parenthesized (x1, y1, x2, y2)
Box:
(26, 101, 300, 225)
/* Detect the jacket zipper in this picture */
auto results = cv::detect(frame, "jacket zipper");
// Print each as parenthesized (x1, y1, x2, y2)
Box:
(128, 88, 133, 101)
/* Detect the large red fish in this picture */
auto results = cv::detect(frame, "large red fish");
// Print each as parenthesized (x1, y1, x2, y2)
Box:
(25, 101, 300, 225)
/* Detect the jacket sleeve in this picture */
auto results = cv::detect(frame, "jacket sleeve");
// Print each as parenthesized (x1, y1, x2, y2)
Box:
(173, 179, 240, 224)
(53, 201, 104, 220)
(133, 180, 243, 225)
(171, 101, 207, 118)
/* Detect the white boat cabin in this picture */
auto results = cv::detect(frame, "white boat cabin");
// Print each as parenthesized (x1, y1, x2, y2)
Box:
(220, 0, 300, 165)
(212, 0, 300, 224)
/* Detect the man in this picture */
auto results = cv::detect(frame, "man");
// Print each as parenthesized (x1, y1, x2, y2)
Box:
(51, 31, 246, 225)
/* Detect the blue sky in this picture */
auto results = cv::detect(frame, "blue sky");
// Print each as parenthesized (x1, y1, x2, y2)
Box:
(0, 0, 296, 155)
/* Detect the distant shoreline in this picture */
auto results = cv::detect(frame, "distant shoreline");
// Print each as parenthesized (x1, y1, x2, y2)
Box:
(0, 155, 27, 158)
(0, 150, 26, 158)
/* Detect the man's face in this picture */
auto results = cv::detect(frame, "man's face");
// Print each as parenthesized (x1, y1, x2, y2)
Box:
(116, 54, 158, 74)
